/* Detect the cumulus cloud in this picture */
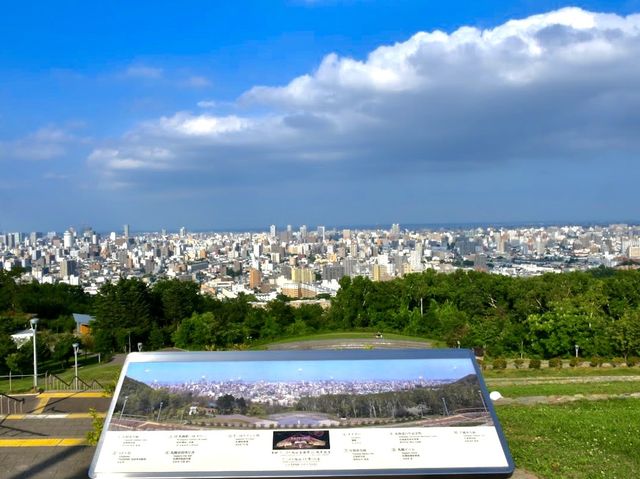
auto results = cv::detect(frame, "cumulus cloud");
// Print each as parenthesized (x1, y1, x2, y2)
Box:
(88, 8, 640, 191)
(0, 126, 83, 161)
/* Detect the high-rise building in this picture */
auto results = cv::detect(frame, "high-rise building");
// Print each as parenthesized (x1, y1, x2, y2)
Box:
(291, 267, 314, 284)
(63, 230, 74, 249)
(391, 223, 400, 235)
(60, 259, 77, 278)
(372, 264, 390, 282)
(179, 226, 187, 238)
(249, 268, 262, 289)
(344, 257, 357, 277)
(322, 264, 344, 281)
(124, 224, 130, 238)
(270, 224, 277, 237)
(317, 225, 325, 242)
(299, 225, 308, 241)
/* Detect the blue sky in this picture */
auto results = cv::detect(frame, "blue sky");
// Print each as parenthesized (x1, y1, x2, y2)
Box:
(2, 1, 640, 232)
(125, 358, 475, 384)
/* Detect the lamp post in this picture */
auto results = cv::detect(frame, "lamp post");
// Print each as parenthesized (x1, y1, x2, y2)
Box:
(456, 340, 461, 349)
(157, 401, 163, 422)
(30, 318, 39, 390)
(72, 342, 79, 390)
(575, 344, 579, 358)
(119, 395, 129, 420)
(137, 342, 143, 352)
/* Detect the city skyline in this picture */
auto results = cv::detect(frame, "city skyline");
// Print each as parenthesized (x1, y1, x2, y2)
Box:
(3, 1, 640, 231)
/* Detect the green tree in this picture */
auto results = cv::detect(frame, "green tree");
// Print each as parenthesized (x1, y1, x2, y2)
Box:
(172, 312, 216, 350)
(610, 308, 640, 359)
(92, 279, 153, 353)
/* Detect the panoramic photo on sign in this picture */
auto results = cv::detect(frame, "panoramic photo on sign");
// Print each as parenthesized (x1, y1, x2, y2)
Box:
(89, 350, 514, 478)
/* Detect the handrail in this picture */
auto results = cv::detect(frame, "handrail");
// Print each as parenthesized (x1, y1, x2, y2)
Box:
(46, 373, 73, 390)
(0, 392, 24, 415)
(77, 377, 93, 389)
(90, 379, 107, 390)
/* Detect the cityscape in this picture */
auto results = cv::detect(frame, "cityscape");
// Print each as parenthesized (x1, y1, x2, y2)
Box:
(2, 222, 639, 302)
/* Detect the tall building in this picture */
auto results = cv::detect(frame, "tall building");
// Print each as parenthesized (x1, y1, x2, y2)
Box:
(124, 224, 130, 238)
(322, 264, 344, 281)
(291, 267, 314, 283)
(344, 257, 357, 277)
(63, 230, 74, 249)
(270, 224, 277, 237)
(299, 225, 308, 242)
(372, 264, 390, 282)
(179, 226, 187, 238)
(391, 223, 400, 235)
(317, 225, 325, 242)
(249, 268, 262, 289)
(60, 259, 77, 278)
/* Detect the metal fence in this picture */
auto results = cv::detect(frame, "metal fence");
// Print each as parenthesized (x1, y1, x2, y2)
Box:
(0, 392, 24, 415)
(0, 371, 107, 393)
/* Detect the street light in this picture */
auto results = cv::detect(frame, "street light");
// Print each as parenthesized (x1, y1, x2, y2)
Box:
(72, 342, 80, 390)
(30, 318, 39, 390)
(119, 395, 129, 420)
(575, 344, 579, 358)
(456, 340, 461, 349)
(137, 342, 143, 352)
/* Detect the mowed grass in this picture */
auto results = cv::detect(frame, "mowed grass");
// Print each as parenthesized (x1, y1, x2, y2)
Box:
(0, 361, 122, 393)
(484, 366, 640, 379)
(497, 398, 640, 478)
(487, 381, 640, 398)
(256, 331, 439, 347)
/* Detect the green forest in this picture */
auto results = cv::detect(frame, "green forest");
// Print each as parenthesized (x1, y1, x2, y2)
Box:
(2, 267, 640, 375)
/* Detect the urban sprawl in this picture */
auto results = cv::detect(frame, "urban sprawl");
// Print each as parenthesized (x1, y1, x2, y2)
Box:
(2, 223, 640, 302)
(158, 378, 450, 407)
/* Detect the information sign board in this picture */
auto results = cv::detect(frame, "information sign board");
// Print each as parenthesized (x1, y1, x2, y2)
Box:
(89, 349, 514, 478)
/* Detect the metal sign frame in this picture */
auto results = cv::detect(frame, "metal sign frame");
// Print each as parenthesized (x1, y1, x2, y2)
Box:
(89, 349, 514, 478)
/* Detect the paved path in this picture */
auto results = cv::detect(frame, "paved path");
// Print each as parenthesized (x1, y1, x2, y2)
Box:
(0, 392, 110, 479)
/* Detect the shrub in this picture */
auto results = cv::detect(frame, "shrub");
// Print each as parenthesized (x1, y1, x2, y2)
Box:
(548, 357, 563, 369)
(85, 408, 104, 446)
(627, 356, 640, 367)
(589, 356, 603, 367)
(569, 357, 580, 367)
(528, 358, 541, 369)
(492, 358, 507, 370)
(476, 359, 487, 370)
(514, 358, 525, 369)
(611, 357, 625, 367)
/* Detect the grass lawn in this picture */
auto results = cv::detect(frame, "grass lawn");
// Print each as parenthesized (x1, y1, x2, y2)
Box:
(486, 381, 640, 398)
(497, 398, 640, 478)
(253, 331, 440, 347)
(0, 361, 121, 393)
(483, 366, 640, 379)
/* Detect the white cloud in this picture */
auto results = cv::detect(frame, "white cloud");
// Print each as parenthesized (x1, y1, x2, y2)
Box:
(183, 75, 212, 88)
(87, 8, 640, 191)
(124, 65, 164, 79)
(0, 126, 84, 161)
(197, 100, 217, 108)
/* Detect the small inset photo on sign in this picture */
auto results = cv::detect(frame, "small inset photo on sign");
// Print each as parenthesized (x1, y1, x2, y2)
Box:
(273, 430, 331, 450)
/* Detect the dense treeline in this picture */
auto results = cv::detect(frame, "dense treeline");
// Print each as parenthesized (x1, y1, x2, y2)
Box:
(2, 267, 640, 364)
(297, 375, 481, 418)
